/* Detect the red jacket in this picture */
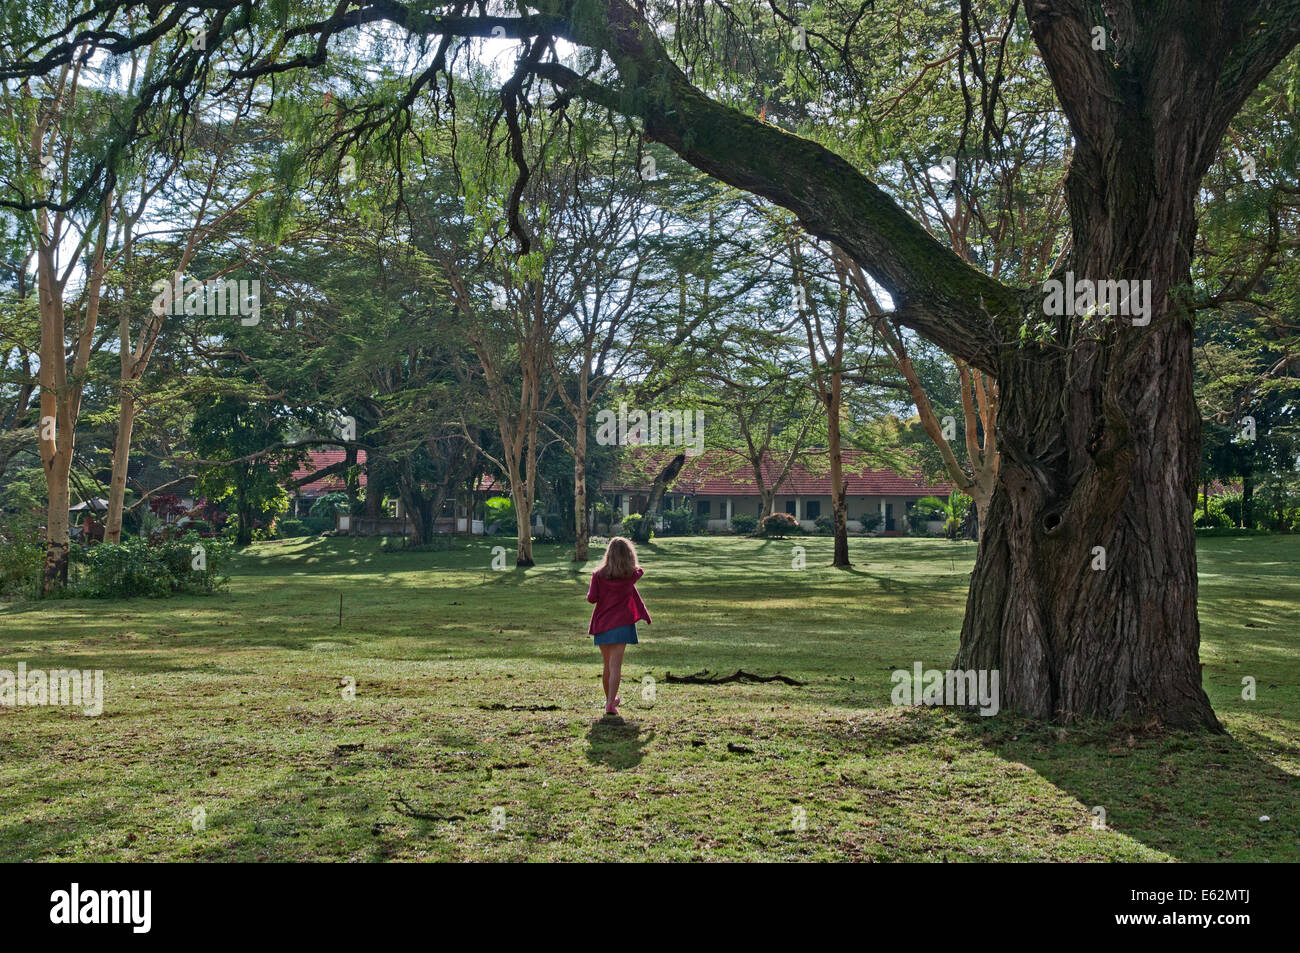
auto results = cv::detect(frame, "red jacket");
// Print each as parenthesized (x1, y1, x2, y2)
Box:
(587, 567, 652, 634)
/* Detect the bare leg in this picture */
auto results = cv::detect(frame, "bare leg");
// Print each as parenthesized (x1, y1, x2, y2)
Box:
(600, 644, 612, 703)
(606, 644, 626, 713)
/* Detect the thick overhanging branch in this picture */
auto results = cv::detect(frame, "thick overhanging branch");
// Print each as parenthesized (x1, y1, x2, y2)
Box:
(1210, 0, 1300, 141)
(5, 0, 1021, 368)
(536, 1, 1019, 371)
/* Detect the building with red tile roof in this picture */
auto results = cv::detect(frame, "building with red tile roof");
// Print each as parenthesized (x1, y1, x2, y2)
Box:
(290, 449, 367, 500)
(602, 449, 952, 533)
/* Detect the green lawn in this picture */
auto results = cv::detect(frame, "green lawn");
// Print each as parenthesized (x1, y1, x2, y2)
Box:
(1, 534, 1296, 862)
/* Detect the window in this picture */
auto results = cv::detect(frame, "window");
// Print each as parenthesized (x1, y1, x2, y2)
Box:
(697, 500, 711, 517)
(785, 500, 797, 515)
(805, 501, 821, 519)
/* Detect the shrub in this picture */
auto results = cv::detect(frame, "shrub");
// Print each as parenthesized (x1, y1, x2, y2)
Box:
(276, 519, 307, 537)
(690, 513, 712, 534)
(0, 528, 45, 599)
(1219, 491, 1245, 528)
(620, 512, 651, 539)
(1194, 494, 1233, 529)
(813, 515, 834, 535)
(592, 501, 614, 533)
(760, 512, 802, 537)
(299, 516, 333, 535)
(860, 514, 883, 532)
(663, 506, 694, 536)
(485, 496, 518, 535)
(75, 532, 232, 598)
(730, 513, 759, 535)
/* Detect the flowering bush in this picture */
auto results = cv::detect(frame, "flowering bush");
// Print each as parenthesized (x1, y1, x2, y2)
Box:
(760, 512, 802, 537)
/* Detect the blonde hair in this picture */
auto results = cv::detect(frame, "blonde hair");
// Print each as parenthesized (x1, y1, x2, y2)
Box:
(595, 536, 639, 579)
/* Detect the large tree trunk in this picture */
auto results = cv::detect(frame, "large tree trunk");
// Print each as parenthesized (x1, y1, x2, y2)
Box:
(956, 128, 1219, 728)
(104, 389, 136, 544)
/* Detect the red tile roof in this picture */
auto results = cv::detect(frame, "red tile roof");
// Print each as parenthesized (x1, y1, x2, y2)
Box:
(602, 449, 951, 497)
(292, 448, 368, 495)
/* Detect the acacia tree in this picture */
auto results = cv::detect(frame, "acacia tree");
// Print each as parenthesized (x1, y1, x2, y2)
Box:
(844, 258, 1000, 536)
(103, 81, 268, 544)
(784, 231, 887, 566)
(540, 132, 666, 561)
(428, 127, 565, 568)
(13, 1, 1300, 726)
(2, 53, 114, 592)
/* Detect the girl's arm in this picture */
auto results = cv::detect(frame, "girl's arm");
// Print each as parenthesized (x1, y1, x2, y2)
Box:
(586, 573, 599, 603)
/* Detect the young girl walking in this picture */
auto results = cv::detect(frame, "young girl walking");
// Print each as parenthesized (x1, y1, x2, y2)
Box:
(586, 536, 651, 715)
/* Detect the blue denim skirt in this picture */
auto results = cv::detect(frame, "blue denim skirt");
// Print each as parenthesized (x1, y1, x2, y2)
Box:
(593, 623, 639, 646)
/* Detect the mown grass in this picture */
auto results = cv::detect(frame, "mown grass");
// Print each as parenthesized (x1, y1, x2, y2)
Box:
(0, 534, 1295, 862)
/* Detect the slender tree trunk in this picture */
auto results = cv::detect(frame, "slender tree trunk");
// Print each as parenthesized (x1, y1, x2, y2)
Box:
(42, 451, 71, 590)
(507, 452, 535, 566)
(37, 242, 74, 592)
(827, 378, 850, 567)
(633, 452, 686, 543)
(365, 459, 385, 520)
(972, 496, 990, 541)
(104, 388, 136, 544)
(236, 490, 252, 547)
(573, 419, 589, 561)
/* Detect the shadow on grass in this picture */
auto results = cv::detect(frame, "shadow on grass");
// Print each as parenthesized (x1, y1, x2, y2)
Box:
(585, 718, 654, 770)
(960, 715, 1298, 862)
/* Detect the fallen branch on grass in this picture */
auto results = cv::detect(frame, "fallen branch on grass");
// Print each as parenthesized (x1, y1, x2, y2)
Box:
(664, 669, 806, 687)
(477, 703, 560, 711)
(392, 795, 465, 822)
